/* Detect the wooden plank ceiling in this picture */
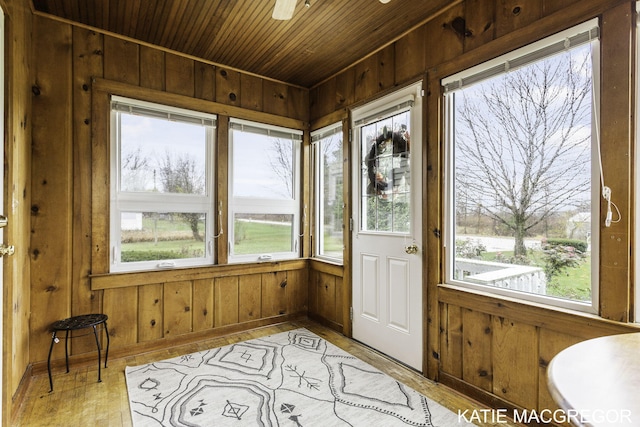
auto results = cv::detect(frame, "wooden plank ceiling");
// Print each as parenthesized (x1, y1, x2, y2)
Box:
(31, 0, 452, 88)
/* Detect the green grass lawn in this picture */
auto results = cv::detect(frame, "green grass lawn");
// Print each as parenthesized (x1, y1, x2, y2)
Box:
(481, 250, 591, 301)
(233, 220, 292, 254)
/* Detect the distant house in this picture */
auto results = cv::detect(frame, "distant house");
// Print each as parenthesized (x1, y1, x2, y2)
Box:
(566, 212, 591, 242)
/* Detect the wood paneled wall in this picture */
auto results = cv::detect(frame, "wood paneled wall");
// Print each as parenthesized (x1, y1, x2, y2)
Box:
(309, 0, 640, 417)
(29, 13, 310, 369)
(3, 0, 33, 424)
(308, 260, 344, 332)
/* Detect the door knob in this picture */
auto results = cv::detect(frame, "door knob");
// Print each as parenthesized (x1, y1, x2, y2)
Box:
(0, 245, 15, 256)
(405, 243, 419, 254)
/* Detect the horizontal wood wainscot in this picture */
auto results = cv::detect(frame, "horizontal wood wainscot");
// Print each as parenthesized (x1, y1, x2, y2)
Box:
(437, 284, 640, 418)
(308, 259, 346, 334)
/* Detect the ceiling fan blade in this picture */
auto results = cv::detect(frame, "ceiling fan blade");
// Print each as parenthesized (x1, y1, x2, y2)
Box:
(273, 0, 296, 20)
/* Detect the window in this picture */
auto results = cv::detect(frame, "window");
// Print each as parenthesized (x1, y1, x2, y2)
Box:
(442, 20, 599, 312)
(356, 109, 412, 234)
(228, 118, 302, 262)
(110, 96, 216, 272)
(312, 123, 344, 261)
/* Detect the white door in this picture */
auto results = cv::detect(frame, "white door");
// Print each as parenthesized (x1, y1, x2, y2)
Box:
(351, 83, 423, 371)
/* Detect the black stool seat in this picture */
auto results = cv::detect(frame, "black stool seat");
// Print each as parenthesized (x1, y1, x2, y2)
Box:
(47, 313, 110, 392)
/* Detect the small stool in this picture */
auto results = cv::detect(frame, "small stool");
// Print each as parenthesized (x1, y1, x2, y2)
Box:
(47, 313, 110, 392)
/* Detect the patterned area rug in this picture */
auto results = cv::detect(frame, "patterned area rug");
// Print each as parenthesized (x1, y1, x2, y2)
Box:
(125, 328, 469, 426)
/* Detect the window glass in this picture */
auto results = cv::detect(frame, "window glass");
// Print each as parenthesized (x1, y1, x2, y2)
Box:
(232, 136, 294, 199)
(229, 119, 302, 262)
(120, 114, 207, 194)
(233, 213, 294, 254)
(443, 21, 598, 311)
(360, 111, 411, 234)
(312, 124, 344, 260)
(110, 96, 216, 272)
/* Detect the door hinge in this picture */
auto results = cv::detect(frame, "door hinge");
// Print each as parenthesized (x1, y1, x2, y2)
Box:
(350, 307, 353, 321)
(348, 129, 352, 143)
(349, 217, 354, 232)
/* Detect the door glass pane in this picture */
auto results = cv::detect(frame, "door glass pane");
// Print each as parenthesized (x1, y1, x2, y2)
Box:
(360, 111, 411, 233)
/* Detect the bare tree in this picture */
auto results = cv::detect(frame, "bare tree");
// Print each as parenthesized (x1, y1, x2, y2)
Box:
(121, 146, 151, 191)
(157, 152, 205, 241)
(269, 138, 294, 198)
(455, 49, 592, 256)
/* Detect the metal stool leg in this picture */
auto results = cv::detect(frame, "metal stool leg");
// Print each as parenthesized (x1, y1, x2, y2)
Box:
(92, 324, 102, 383)
(64, 330, 70, 373)
(103, 321, 110, 368)
(47, 332, 57, 392)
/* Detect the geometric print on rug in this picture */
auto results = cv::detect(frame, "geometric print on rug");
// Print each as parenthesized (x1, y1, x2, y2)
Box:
(125, 328, 473, 426)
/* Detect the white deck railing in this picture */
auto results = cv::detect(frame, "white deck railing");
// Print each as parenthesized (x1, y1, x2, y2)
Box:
(455, 258, 546, 294)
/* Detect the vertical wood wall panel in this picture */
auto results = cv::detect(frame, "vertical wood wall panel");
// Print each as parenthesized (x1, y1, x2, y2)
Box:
(192, 278, 214, 332)
(240, 74, 263, 111)
(164, 280, 193, 336)
(215, 68, 241, 106)
(71, 27, 104, 354)
(537, 329, 583, 414)
(318, 272, 337, 322)
(103, 287, 138, 348)
(30, 16, 73, 363)
(395, 26, 426, 84)
(354, 55, 378, 103)
(288, 85, 309, 122)
(308, 270, 319, 314)
(263, 80, 288, 117)
(138, 283, 164, 342)
(5, 0, 33, 419)
(261, 271, 287, 317)
(194, 62, 216, 101)
(165, 53, 195, 97)
(214, 276, 239, 327)
(103, 35, 139, 85)
(424, 4, 465, 69)
(377, 45, 395, 92)
(335, 69, 355, 112)
(495, 0, 542, 38)
(239, 274, 262, 322)
(462, 309, 492, 391)
(439, 304, 462, 377)
(491, 317, 538, 409)
(464, 0, 496, 51)
(140, 46, 165, 91)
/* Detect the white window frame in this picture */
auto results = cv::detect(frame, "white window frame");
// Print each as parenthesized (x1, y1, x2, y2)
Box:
(228, 118, 302, 263)
(442, 19, 600, 313)
(312, 122, 344, 262)
(109, 96, 216, 273)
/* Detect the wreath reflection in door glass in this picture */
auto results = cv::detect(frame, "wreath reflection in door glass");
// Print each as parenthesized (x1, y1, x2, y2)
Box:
(361, 111, 411, 233)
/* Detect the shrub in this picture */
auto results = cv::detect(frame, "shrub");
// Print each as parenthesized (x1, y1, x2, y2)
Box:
(455, 239, 487, 259)
(122, 250, 187, 262)
(541, 240, 586, 285)
(544, 238, 587, 253)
